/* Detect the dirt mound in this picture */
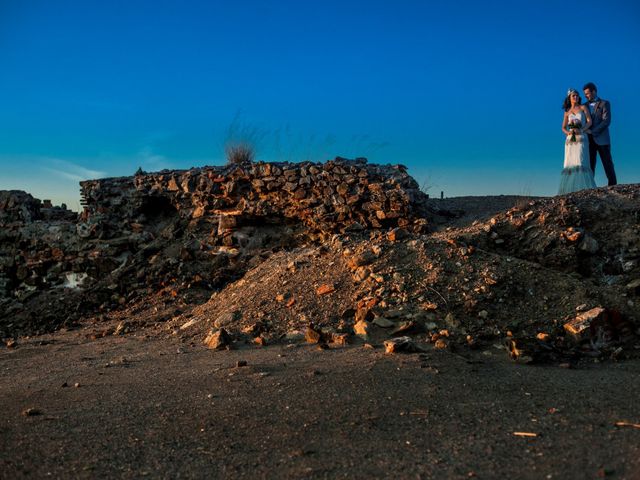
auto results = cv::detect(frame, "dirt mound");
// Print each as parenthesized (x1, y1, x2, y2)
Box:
(448, 185, 640, 277)
(165, 185, 639, 363)
(427, 194, 544, 228)
(173, 245, 355, 339)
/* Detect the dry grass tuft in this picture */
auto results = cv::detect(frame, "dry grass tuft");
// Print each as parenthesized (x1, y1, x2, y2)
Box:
(225, 143, 255, 165)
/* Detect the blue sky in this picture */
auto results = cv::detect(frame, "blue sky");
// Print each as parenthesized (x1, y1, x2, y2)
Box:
(1, 0, 639, 209)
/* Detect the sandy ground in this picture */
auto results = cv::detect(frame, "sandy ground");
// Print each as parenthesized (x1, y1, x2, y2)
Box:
(2, 328, 640, 479)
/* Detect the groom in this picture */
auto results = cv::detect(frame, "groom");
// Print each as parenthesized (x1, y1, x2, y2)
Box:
(583, 82, 617, 185)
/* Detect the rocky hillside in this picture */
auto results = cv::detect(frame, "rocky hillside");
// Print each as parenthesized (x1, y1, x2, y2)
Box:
(1, 160, 638, 363)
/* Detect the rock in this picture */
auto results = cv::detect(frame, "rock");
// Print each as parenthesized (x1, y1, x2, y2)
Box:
(355, 307, 374, 323)
(352, 267, 370, 282)
(192, 205, 206, 218)
(180, 318, 198, 330)
(387, 228, 409, 242)
(373, 317, 395, 328)
(241, 322, 266, 335)
(563, 228, 583, 243)
(505, 338, 548, 364)
(422, 301, 438, 311)
(579, 234, 598, 254)
(384, 336, 422, 354)
(113, 321, 128, 336)
(369, 272, 384, 283)
(316, 284, 336, 295)
(444, 312, 460, 329)
(204, 328, 233, 350)
(344, 221, 364, 231)
(353, 320, 372, 338)
(563, 307, 607, 342)
(434, 338, 448, 350)
(384, 308, 403, 319)
(217, 215, 237, 235)
(236, 360, 248, 368)
(305, 324, 325, 344)
(21, 408, 42, 417)
(626, 279, 640, 295)
(284, 330, 305, 342)
(214, 311, 238, 328)
(391, 320, 424, 336)
(348, 250, 376, 269)
(331, 333, 350, 345)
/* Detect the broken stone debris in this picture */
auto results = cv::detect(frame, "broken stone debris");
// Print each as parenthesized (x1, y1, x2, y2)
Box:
(2, 163, 640, 364)
(563, 307, 608, 342)
(0, 157, 428, 338)
(21, 408, 42, 417)
(384, 336, 424, 354)
(204, 328, 233, 350)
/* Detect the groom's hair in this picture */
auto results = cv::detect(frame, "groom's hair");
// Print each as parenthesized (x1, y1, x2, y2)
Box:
(583, 82, 597, 92)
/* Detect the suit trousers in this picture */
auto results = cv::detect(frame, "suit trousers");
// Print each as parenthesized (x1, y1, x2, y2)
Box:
(588, 135, 617, 186)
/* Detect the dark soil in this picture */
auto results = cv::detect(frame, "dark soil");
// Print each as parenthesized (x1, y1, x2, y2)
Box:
(2, 190, 640, 479)
(2, 329, 639, 479)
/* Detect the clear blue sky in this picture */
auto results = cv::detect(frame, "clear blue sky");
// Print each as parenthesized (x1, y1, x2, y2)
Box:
(1, 0, 639, 209)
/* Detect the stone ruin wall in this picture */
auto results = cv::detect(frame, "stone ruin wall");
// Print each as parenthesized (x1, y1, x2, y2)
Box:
(78, 158, 429, 240)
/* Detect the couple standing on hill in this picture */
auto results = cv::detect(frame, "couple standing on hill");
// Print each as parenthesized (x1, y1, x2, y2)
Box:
(558, 82, 617, 195)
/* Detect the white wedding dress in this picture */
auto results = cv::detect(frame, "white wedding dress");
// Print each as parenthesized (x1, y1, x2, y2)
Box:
(558, 110, 596, 194)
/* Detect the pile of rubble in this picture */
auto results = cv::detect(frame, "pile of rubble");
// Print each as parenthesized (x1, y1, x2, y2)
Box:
(0, 158, 428, 338)
(1, 159, 638, 363)
(171, 186, 640, 363)
(0, 191, 82, 334)
(0, 190, 76, 224)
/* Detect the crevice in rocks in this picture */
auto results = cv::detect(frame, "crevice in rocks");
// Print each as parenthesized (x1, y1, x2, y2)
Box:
(137, 194, 178, 221)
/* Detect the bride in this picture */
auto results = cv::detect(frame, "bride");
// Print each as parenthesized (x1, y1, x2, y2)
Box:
(558, 88, 596, 194)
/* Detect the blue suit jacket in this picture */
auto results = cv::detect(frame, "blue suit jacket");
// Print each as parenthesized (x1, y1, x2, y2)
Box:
(589, 99, 611, 145)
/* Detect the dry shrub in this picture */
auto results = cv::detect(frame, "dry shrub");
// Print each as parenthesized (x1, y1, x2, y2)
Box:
(225, 143, 255, 165)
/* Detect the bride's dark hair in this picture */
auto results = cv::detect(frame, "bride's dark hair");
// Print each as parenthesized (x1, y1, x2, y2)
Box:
(563, 89, 582, 111)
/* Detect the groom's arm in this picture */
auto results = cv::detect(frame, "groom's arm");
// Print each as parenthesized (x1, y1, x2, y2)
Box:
(590, 101, 611, 135)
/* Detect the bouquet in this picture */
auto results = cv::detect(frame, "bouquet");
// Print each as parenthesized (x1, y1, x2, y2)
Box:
(567, 119, 582, 142)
